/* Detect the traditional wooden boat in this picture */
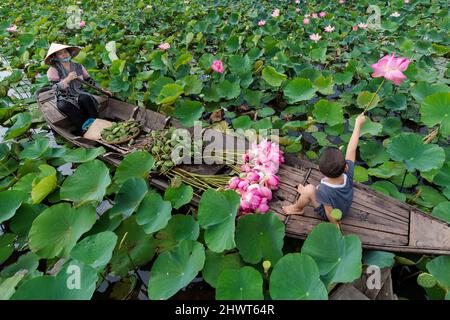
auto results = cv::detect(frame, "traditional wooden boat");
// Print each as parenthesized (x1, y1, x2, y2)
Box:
(36, 87, 450, 256)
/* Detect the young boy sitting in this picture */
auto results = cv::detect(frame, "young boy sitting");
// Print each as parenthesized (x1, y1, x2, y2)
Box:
(282, 113, 366, 229)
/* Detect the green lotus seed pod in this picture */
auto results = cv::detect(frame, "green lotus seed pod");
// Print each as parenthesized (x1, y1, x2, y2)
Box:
(163, 160, 174, 167)
(417, 273, 437, 288)
(112, 127, 120, 134)
(263, 260, 271, 273)
(163, 145, 171, 153)
(330, 208, 342, 221)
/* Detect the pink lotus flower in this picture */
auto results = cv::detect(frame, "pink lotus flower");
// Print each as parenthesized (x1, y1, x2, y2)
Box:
(296, 8, 301, 13)
(79, 21, 86, 28)
(339, 0, 346, 3)
(258, 20, 266, 26)
(303, 18, 310, 25)
(391, 12, 400, 17)
(158, 42, 170, 50)
(358, 23, 368, 29)
(295, 0, 301, 4)
(370, 54, 411, 85)
(324, 25, 335, 32)
(35, 73, 42, 78)
(211, 60, 224, 73)
(309, 33, 322, 42)
(352, 26, 358, 31)
(404, 0, 410, 3)
(271, 9, 280, 18)
(319, 11, 326, 17)
(6, 24, 17, 33)
(312, 13, 318, 19)
(239, 184, 272, 214)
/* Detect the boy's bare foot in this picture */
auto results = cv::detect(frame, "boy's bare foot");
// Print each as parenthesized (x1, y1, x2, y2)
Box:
(282, 204, 304, 215)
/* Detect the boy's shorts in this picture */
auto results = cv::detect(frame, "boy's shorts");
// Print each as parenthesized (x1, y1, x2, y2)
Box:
(313, 204, 327, 219)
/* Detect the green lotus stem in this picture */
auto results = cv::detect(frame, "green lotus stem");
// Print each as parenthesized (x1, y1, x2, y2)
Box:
(363, 79, 385, 113)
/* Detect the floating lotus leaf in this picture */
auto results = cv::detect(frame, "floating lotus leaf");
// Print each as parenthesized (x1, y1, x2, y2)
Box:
(426, 256, 450, 290)
(60, 159, 111, 206)
(235, 212, 284, 265)
(371, 181, 406, 202)
(387, 133, 445, 172)
(156, 214, 200, 252)
(174, 99, 204, 127)
(312, 99, 343, 126)
(31, 164, 57, 205)
(420, 92, 450, 136)
(0, 233, 16, 265)
(432, 202, 450, 223)
(362, 251, 395, 268)
(284, 78, 316, 103)
(269, 253, 328, 300)
(0, 190, 27, 224)
(203, 250, 243, 288)
(136, 191, 172, 234)
(28, 203, 96, 259)
(262, 66, 287, 87)
(62, 147, 106, 163)
(113, 151, 154, 186)
(109, 177, 148, 219)
(216, 266, 264, 300)
(302, 223, 362, 287)
(148, 240, 205, 300)
(164, 183, 193, 209)
(70, 231, 118, 271)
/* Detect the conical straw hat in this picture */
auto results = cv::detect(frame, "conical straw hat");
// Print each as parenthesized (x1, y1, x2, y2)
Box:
(44, 43, 81, 65)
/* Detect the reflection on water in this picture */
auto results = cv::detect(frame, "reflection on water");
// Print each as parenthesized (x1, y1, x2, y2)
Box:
(0, 126, 7, 142)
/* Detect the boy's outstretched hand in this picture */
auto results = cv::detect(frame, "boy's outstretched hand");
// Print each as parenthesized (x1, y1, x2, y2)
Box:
(355, 112, 366, 128)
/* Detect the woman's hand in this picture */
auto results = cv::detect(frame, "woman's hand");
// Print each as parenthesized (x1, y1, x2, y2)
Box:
(103, 89, 113, 97)
(64, 71, 79, 84)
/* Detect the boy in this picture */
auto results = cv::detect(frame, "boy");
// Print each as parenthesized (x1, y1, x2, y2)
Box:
(282, 113, 366, 229)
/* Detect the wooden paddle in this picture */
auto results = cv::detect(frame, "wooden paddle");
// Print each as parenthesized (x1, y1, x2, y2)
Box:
(75, 78, 114, 98)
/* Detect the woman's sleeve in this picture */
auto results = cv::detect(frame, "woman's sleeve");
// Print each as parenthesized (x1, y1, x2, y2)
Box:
(81, 65, 97, 86)
(47, 67, 68, 90)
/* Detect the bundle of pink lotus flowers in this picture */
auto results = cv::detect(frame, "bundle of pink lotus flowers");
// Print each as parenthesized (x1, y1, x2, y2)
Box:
(227, 140, 284, 216)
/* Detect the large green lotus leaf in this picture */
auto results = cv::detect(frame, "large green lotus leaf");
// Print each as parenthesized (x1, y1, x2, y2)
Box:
(19, 138, 50, 160)
(301, 223, 362, 287)
(176, 75, 203, 95)
(269, 253, 328, 300)
(314, 76, 335, 95)
(0, 273, 26, 300)
(11, 173, 36, 196)
(432, 202, 450, 223)
(0, 190, 27, 224)
(381, 117, 403, 136)
(109, 216, 157, 277)
(70, 231, 118, 271)
(31, 164, 57, 205)
(216, 266, 264, 300)
(155, 83, 184, 105)
(362, 251, 395, 268)
(136, 191, 172, 234)
(420, 92, 450, 136)
(28, 203, 96, 259)
(203, 250, 243, 288)
(0, 251, 40, 278)
(174, 52, 193, 70)
(164, 183, 193, 209)
(312, 100, 343, 126)
(387, 133, 445, 172)
(9, 203, 46, 237)
(417, 186, 447, 208)
(433, 163, 450, 187)
(348, 116, 383, 136)
(411, 82, 449, 102)
(367, 161, 406, 178)
(356, 91, 380, 111)
(235, 212, 284, 265)
(11, 260, 98, 300)
(427, 256, 450, 290)
(156, 214, 200, 252)
(262, 66, 287, 87)
(383, 93, 407, 111)
(109, 177, 148, 219)
(283, 78, 316, 103)
(390, 173, 418, 188)
(215, 80, 240, 100)
(4, 113, 32, 140)
(113, 151, 154, 186)
(371, 181, 406, 202)
(62, 147, 106, 163)
(199, 189, 240, 253)
(174, 99, 204, 127)
(0, 233, 16, 265)
(198, 189, 239, 228)
(0, 158, 18, 179)
(228, 55, 251, 75)
(148, 240, 205, 300)
(359, 140, 390, 167)
(60, 160, 111, 206)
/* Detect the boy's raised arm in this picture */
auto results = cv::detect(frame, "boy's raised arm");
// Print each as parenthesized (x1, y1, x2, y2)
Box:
(345, 112, 366, 162)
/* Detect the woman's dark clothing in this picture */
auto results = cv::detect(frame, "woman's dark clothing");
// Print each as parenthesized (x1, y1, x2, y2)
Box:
(49, 61, 99, 131)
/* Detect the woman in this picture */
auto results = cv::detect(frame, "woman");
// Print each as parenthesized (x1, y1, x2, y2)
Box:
(44, 43, 112, 133)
